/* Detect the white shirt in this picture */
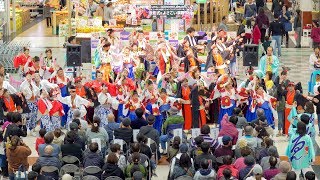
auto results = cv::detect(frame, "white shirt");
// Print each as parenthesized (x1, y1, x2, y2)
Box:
(309, 53, 319, 70)
(20, 80, 40, 100)
(57, 95, 90, 117)
(2, 81, 17, 94)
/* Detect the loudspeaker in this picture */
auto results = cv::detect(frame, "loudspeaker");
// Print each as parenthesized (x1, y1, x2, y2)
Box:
(66, 45, 82, 67)
(243, 44, 259, 67)
(81, 40, 91, 63)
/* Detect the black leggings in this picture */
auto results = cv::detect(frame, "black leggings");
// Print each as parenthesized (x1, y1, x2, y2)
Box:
(46, 17, 52, 27)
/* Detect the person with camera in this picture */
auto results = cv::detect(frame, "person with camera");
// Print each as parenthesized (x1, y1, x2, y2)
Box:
(6, 135, 32, 180)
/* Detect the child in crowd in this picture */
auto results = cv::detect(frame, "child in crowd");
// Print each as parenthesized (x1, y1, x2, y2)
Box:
(35, 128, 46, 154)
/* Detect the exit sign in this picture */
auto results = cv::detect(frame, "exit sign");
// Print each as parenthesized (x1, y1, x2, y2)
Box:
(196, 0, 207, 3)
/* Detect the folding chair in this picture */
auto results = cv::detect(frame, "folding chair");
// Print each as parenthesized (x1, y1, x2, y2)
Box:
(61, 155, 81, 166)
(59, 164, 81, 177)
(133, 129, 140, 142)
(111, 139, 129, 157)
(105, 176, 123, 180)
(147, 138, 159, 164)
(175, 175, 193, 180)
(83, 166, 102, 179)
(83, 175, 100, 180)
(41, 166, 59, 180)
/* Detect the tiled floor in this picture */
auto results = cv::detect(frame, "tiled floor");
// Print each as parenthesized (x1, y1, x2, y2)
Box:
(6, 20, 320, 179)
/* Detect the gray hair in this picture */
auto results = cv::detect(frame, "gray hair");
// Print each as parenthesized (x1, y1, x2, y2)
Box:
(257, 108, 265, 117)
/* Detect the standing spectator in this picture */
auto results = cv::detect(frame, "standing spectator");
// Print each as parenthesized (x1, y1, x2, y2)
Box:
(256, 8, 270, 43)
(256, 0, 265, 12)
(218, 16, 229, 32)
(104, 2, 114, 25)
(263, 156, 281, 180)
(86, 0, 98, 17)
(311, 20, 320, 48)
(244, 19, 253, 44)
(6, 136, 32, 179)
(272, 0, 284, 17)
(94, 1, 105, 26)
(43, 0, 53, 28)
(279, 5, 291, 48)
(286, 122, 315, 177)
(253, 21, 262, 44)
(294, 9, 302, 48)
(269, 14, 284, 57)
(244, 0, 257, 19)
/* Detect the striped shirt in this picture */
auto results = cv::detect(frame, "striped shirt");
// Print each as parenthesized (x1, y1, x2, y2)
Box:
(191, 134, 220, 150)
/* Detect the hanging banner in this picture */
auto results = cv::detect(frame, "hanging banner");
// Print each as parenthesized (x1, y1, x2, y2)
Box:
(151, 5, 188, 18)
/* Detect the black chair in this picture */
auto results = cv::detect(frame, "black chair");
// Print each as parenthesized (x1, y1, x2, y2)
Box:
(83, 175, 100, 180)
(83, 166, 102, 179)
(61, 155, 81, 166)
(41, 166, 59, 180)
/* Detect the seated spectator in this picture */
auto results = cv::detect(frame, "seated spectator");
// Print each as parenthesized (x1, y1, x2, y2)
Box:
(191, 124, 219, 149)
(160, 106, 184, 154)
(190, 136, 204, 159)
(233, 146, 252, 171)
(38, 132, 61, 158)
(273, 161, 291, 180)
(170, 143, 192, 174)
(35, 128, 46, 154)
(105, 144, 126, 170)
(239, 155, 256, 180)
(61, 131, 83, 162)
(139, 115, 160, 151)
(246, 164, 266, 180)
(86, 116, 109, 155)
(83, 142, 104, 168)
(36, 145, 61, 169)
(124, 152, 147, 178)
(194, 159, 216, 179)
(260, 146, 280, 170)
(68, 109, 88, 130)
(101, 152, 125, 180)
(222, 168, 236, 180)
(32, 163, 50, 180)
(170, 153, 195, 179)
(52, 128, 64, 146)
(136, 134, 152, 159)
(214, 135, 234, 158)
(257, 137, 274, 162)
(132, 171, 143, 180)
(67, 121, 86, 151)
(194, 142, 217, 171)
(6, 136, 32, 178)
(237, 125, 262, 150)
(218, 115, 239, 145)
(253, 115, 273, 137)
(217, 155, 239, 179)
(131, 108, 148, 129)
(105, 114, 120, 142)
(263, 156, 280, 180)
(305, 171, 316, 180)
(127, 143, 148, 166)
(114, 117, 133, 146)
(28, 171, 40, 180)
(233, 107, 248, 129)
(61, 174, 73, 180)
(234, 139, 254, 159)
(167, 136, 181, 162)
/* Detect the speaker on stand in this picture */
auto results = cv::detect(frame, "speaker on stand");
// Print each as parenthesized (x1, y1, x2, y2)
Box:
(243, 44, 259, 67)
(66, 44, 82, 78)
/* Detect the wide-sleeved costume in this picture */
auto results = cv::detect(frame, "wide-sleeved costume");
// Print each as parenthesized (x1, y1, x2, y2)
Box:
(258, 55, 280, 77)
(176, 83, 192, 130)
(37, 98, 53, 132)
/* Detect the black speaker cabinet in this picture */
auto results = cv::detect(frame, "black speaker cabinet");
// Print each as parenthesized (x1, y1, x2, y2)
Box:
(243, 44, 259, 67)
(66, 45, 82, 67)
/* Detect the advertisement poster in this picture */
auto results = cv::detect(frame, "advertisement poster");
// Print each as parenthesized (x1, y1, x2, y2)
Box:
(120, 31, 130, 40)
(164, 0, 184, 5)
(169, 40, 179, 49)
(157, 18, 164, 31)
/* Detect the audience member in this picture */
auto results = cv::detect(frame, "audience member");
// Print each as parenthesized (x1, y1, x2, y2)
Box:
(61, 131, 83, 162)
(263, 156, 281, 180)
(101, 152, 125, 180)
(131, 108, 148, 129)
(217, 155, 239, 179)
(105, 114, 120, 142)
(36, 145, 61, 169)
(214, 135, 234, 158)
(194, 159, 217, 179)
(239, 155, 256, 180)
(194, 142, 217, 171)
(38, 132, 61, 158)
(273, 161, 291, 180)
(83, 142, 104, 168)
(170, 153, 195, 179)
(35, 128, 46, 154)
(219, 115, 239, 145)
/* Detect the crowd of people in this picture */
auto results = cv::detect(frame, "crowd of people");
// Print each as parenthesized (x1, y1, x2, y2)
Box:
(0, 0, 320, 179)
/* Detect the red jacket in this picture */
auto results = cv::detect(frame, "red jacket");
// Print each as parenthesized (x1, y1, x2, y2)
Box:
(311, 27, 320, 43)
(218, 114, 239, 145)
(217, 164, 239, 179)
(252, 25, 261, 45)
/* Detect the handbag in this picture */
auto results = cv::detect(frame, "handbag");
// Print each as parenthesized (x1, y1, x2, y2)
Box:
(15, 165, 27, 180)
(294, 32, 298, 40)
(284, 22, 292, 32)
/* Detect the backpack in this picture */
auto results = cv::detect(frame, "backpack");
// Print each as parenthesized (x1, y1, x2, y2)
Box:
(124, 163, 147, 178)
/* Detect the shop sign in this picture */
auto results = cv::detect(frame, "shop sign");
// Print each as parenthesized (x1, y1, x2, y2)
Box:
(196, 0, 207, 3)
(151, 5, 187, 18)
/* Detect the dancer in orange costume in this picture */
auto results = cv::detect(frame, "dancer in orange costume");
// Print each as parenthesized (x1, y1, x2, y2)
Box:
(177, 78, 192, 130)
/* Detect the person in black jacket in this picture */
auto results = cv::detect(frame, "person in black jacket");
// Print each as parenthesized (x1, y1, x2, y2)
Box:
(131, 108, 148, 130)
(101, 152, 125, 180)
(61, 131, 83, 162)
(269, 14, 284, 57)
(83, 142, 104, 168)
